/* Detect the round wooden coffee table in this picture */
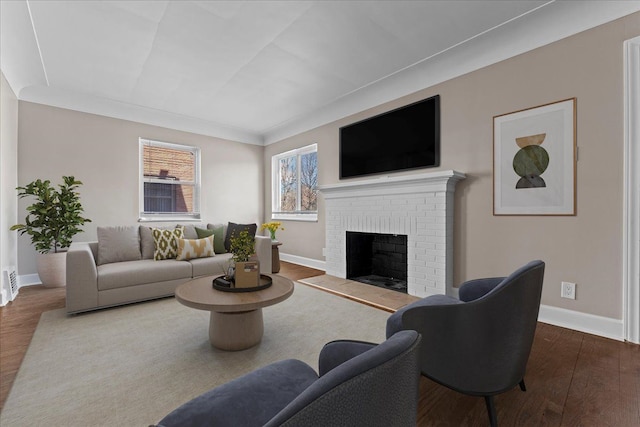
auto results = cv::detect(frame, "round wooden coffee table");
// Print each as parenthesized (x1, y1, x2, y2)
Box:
(175, 274, 294, 351)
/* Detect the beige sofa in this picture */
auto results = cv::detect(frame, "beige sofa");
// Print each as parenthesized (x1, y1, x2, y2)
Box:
(66, 223, 271, 314)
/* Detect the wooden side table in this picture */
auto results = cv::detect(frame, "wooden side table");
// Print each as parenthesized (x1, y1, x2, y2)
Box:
(271, 240, 282, 273)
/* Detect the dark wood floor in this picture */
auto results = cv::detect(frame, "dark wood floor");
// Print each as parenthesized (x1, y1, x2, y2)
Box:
(1, 262, 638, 426)
(0, 284, 66, 412)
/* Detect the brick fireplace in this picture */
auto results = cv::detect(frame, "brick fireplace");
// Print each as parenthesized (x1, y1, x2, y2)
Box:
(319, 170, 465, 297)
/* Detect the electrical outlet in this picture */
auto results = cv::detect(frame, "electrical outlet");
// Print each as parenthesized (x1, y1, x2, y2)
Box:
(561, 281, 576, 299)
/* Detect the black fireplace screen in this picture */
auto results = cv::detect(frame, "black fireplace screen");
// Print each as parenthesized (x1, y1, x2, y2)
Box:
(346, 231, 407, 293)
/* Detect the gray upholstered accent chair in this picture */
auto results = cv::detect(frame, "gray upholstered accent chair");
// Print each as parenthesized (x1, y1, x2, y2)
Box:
(154, 330, 421, 427)
(386, 260, 545, 427)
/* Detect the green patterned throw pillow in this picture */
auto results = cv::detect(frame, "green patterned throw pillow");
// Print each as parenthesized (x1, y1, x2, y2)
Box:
(152, 227, 184, 260)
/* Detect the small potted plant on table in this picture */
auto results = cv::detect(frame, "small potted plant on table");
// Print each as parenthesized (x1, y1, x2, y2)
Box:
(229, 230, 259, 288)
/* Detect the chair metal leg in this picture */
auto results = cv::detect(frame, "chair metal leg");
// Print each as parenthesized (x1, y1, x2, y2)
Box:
(484, 395, 497, 427)
(519, 379, 526, 392)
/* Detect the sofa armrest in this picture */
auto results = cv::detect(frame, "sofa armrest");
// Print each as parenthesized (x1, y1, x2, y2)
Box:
(66, 242, 99, 313)
(254, 235, 272, 275)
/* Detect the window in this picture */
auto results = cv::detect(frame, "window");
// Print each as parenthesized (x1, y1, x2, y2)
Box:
(139, 138, 200, 221)
(272, 143, 318, 221)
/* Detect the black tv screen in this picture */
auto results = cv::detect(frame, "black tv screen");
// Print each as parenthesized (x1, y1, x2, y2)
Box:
(339, 95, 440, 179)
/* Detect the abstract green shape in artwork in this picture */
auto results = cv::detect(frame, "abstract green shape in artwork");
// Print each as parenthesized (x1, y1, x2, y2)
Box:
(513, 145, 549, 176)
(513, 145, 549, 188)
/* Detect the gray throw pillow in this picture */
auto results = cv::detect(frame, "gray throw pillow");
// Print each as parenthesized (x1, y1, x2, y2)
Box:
(139, 226, 156, 259)
(97, 226, 141, 265)
(180, 224, 206, 240)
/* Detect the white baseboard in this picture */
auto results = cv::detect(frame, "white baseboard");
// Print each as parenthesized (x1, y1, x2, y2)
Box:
(1, 273, 47, 305)
(279, 253, 326, 272)
(0, 289, 9, 306)
(1, 273, 42, 305)
(538, 304, 624, 342)
(19, 273, 42, 287)
(278, 258, 624, 342)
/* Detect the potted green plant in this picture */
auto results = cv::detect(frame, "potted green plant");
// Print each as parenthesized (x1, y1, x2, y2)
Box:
(229, 230, 259, 288)
(11, 176, 91, 287)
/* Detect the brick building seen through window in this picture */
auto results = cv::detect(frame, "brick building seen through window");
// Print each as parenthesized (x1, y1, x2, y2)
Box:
(140, 139, 200, 220)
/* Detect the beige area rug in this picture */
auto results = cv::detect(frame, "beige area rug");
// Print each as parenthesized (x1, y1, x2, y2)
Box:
(1, 282, 389, 427)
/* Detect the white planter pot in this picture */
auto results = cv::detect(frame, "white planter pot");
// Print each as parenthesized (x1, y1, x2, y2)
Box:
(36, 252, 67, 287)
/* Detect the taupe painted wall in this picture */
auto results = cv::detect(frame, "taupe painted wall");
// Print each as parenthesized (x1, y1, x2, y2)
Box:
(1, 72, 19, 300)
(17, 102, 265, 276)
(264, 12, 640, 320)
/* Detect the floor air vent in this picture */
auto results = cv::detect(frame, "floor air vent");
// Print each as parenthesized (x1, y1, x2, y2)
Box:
(3, 268, 18, 300)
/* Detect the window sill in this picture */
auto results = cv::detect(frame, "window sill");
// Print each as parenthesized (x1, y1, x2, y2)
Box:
(139, 214, 201, 223)
(272, 213, 318, 222)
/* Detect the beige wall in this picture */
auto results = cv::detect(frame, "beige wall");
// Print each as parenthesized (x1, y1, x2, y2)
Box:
(1, 72, 19, 301)
(17, 102, 265, 276)
(265, 12, 640, 320)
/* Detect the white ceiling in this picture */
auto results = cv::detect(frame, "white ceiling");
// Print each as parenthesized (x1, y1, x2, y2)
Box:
(2, 1, 639, 145)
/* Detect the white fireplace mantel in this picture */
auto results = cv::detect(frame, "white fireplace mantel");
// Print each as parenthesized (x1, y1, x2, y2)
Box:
(320, 170, 466, 199)
(319, 170, 466, 297)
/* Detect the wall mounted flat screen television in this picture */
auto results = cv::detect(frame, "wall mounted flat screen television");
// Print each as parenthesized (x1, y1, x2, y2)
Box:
(339, 94, 440, 179)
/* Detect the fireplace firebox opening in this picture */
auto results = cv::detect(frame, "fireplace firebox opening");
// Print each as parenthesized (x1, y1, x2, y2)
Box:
(346, 231, 408, 293)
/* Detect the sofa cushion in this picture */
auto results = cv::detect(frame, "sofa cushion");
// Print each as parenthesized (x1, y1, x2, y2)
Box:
(224, 222, 257, 252)
(153, 227, 184, 260)
(189, 253, 233, 277)
(97, 259, 192, 291)
(176, 236, 215, 261)
(207, 224, 227, 254)
(97, 226, 141, 266)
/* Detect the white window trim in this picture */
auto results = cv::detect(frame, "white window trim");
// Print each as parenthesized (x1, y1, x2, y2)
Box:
(623, 36, 640, 344)
(272, 143, 318, 222)
(139, 138, 201, 222)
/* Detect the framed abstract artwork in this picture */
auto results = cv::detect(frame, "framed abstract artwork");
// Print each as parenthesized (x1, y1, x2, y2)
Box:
(493, 98, 576, 216)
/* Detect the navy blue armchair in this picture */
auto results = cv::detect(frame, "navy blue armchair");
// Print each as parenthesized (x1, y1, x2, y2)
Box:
(386, 260, 545, 427)
(154, 330, 421, 427)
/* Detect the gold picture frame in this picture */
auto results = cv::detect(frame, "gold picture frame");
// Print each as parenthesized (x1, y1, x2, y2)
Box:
(493, 98, 577, 216)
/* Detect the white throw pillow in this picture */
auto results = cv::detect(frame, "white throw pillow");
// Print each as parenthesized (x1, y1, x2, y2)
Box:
(176, 236, 215, 261)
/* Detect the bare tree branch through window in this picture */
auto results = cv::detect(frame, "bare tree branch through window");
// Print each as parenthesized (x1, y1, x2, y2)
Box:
(272, 144, 318, 219)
